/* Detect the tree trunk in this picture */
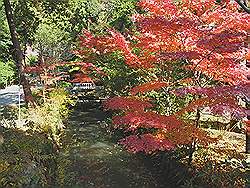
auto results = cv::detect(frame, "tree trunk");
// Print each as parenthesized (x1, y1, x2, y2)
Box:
(188, 108, 200, 165)
(235, 0, 250, 13)
(246, 59, 250, 153)
(3, 0, 34, 105)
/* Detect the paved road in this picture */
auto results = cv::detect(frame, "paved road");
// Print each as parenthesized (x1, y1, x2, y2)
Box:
(0, 85, 24, 106)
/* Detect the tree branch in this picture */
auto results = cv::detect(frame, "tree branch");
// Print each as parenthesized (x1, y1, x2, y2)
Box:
(235, 0, 250, 13)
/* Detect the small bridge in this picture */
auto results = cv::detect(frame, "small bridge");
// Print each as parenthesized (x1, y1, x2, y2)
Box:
(71, 83, 97, 90)
(70, 83, 104, 93)
(69, 83, 105, 103)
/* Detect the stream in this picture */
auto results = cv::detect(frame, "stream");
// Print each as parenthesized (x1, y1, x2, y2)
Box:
(60, 100, 187, 188)
(61, 101, 159, 187)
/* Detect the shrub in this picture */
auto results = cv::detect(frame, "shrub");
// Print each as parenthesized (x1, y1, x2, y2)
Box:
(23, 89, 75, 149)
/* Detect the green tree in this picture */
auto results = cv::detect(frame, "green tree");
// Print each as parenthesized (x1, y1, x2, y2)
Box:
(0, 60, 15, 88)
(34, 23, 70, 61)
(12, 0, 41, 45)
(0, 0, 11, 61)
(39, 0, 137, 40)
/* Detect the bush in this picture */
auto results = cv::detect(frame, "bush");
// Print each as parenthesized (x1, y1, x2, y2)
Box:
(0, 60, 15, 88)
(23, 89, 75, 149)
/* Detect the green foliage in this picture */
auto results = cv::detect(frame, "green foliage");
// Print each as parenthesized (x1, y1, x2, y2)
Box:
(26, 54, 38, 66)
(58, 81, 72, 88)
(23, 89, 75, 146)
(0, 60, 15, 88)
(108, 0, 138, 31)
(34, 23, 70, 59)
(0, 129, 54, 187)
(0, 89, 75, 187)
(147, 91, 195, 115)
(40, 0, 137, 39)
(93, 52, 142, 96)
(0, 0, 11, 61)
(8, 0, 137, 46)
(1, 0, 139, 72)
(12, 0, 41, 44)
(184, 147, 246, 187)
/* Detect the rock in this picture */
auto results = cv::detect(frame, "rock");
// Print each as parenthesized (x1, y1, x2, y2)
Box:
(0, 134, 4, 145)
(90, 142, 111, 149)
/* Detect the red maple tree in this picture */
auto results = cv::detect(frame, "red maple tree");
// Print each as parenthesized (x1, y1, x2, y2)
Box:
(77, 0, 249, 154)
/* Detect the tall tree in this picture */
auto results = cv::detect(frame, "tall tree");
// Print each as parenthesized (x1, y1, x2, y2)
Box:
(77, 0, 249, 155)
(3, 0, 34, 105)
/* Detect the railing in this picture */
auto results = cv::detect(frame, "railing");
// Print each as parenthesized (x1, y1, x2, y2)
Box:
(72, 83, 96, 90)
(81, 83, 96, 90)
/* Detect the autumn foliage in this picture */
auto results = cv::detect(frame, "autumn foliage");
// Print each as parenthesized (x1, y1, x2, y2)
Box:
(77, 0, 249, 153)
(24, 61, 102, 85)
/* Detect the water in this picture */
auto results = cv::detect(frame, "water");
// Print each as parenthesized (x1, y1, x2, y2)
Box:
(61, 101, 164, 187)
